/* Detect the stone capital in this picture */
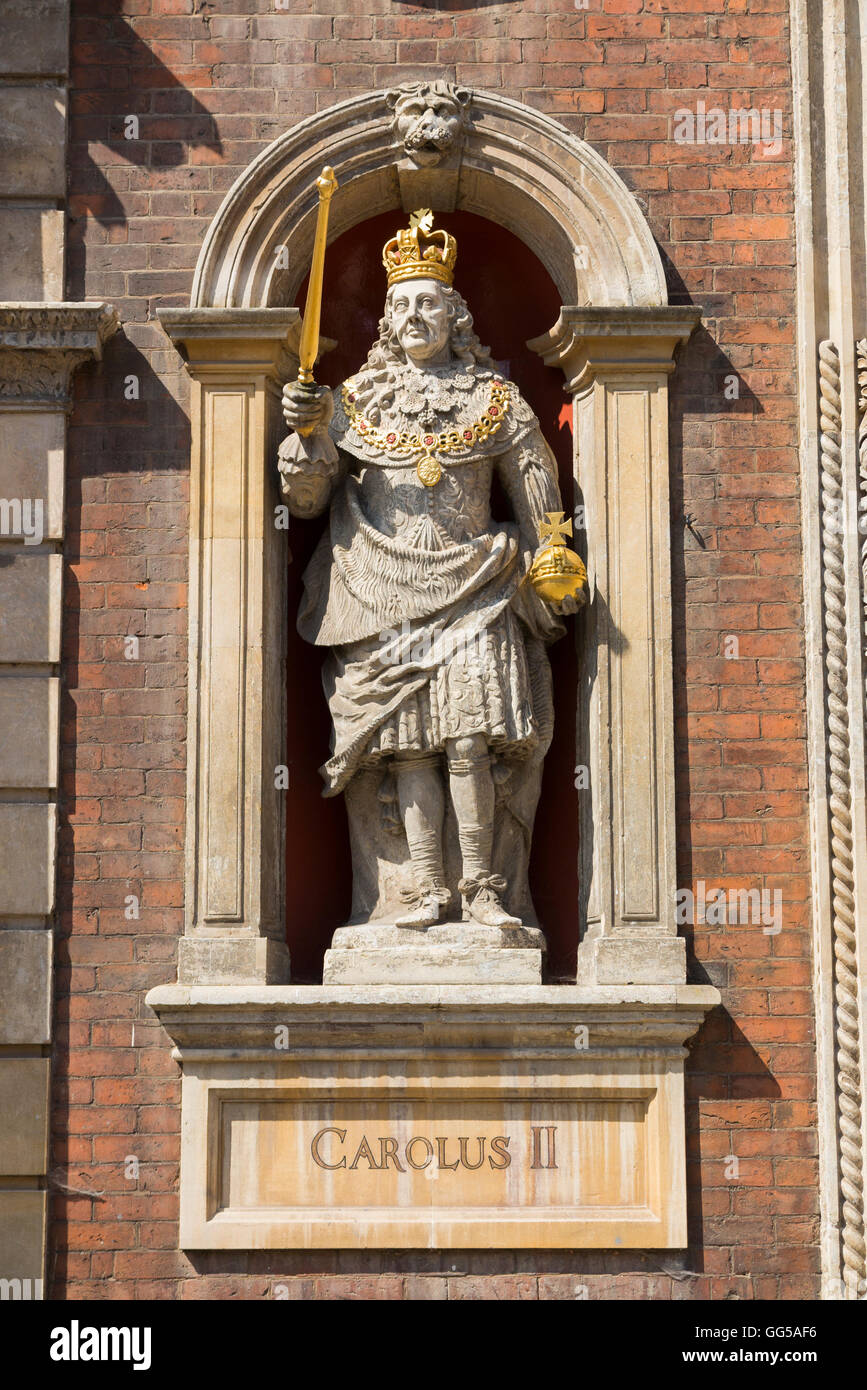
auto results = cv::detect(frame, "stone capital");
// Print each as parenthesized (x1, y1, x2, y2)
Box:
(158, 306, 335, 384)
(0, 302, 119, 404)
(529, 305, 702, 391)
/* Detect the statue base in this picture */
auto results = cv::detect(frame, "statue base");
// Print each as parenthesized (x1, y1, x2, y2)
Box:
(144, 983, 721, 1250)
(323, 922, 545, 985)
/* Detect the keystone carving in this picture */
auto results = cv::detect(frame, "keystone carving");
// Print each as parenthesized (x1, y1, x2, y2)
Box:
(386, 82, 472, 212)
(386, 81, 472, 167)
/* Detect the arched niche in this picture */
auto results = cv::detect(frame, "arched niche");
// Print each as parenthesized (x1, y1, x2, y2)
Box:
(283, 208, 579, 982)
(190, 89, 667, 312)
(159, 87, 700, 988)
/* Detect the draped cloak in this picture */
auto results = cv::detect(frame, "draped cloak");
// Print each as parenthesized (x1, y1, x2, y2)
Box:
(290, 366, 565, 798)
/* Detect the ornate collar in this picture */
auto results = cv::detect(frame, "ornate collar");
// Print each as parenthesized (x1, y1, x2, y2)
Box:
(341, 376, 512, 487)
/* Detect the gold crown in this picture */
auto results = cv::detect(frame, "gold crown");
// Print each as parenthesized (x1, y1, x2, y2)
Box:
(382, 209, 457, 287)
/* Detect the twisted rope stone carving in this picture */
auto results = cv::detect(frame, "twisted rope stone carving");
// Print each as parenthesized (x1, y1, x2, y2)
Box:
(857, 340, 867, 709)
(819, 340, 866, 1297)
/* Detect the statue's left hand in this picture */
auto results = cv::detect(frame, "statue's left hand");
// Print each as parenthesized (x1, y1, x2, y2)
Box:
(549, 593, 583, 616)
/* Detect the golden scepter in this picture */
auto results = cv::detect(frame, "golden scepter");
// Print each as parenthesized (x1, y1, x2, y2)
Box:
(295, 165, 338, 436)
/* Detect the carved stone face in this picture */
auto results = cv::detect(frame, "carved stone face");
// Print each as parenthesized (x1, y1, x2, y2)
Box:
(387, 278, 451, 366)
(387, 82, 471, 167)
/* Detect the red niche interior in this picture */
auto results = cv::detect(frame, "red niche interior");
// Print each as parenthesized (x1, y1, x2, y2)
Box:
(285, 209, 579, 980)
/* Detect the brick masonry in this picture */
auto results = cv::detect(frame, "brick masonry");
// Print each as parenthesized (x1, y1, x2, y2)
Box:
(51, 0, 816, 1299)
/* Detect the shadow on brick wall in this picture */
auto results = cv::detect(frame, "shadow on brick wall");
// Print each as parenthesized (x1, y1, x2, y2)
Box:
(68, 0, 222, 243)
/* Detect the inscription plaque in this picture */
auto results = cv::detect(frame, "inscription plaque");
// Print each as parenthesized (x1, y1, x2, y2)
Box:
(223, 1099, 649, 1214)
(149, 987, 718, 1251)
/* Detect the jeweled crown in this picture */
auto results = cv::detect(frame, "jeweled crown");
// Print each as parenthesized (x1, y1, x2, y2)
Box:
(382, 209, 457, 287)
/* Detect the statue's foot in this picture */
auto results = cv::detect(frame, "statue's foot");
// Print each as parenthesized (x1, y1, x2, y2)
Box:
(395, 884, 449, 930)
(459, 875, 522, 929)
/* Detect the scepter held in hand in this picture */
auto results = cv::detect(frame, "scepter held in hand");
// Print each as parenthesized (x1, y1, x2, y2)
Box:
(294, 165, 339, 437)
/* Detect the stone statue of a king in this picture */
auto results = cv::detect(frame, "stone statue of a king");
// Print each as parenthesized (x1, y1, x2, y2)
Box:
(278, 210, 581, 938)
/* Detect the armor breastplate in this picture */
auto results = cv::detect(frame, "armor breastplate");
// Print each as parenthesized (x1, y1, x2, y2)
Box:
(356, 457, 494, 549)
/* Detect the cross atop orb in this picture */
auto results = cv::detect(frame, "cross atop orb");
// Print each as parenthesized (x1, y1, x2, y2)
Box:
(538, 510, 573, 548)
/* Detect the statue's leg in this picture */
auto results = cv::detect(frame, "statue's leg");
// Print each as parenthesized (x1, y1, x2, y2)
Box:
(446, 734, 522, 928)
(393, 752, 449, 928)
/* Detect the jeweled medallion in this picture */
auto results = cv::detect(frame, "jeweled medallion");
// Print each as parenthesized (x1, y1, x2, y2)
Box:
(417, 453, 442, 486)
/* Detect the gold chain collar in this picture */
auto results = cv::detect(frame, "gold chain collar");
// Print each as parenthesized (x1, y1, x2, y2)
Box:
(341, 378, 512, 486)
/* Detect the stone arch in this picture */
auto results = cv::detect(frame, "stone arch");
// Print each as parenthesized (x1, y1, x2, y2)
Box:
(160, 85, 699, 994)
(190, 89, 668, 311)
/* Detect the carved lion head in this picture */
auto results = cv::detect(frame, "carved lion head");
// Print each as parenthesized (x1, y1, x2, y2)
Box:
(386, 81, 472, 167)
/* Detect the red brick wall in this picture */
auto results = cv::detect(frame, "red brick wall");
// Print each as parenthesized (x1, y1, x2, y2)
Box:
(52, 0, 817, 1300)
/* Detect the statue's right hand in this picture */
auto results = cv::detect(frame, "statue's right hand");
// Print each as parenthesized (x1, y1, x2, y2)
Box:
(282, 381, 334, 434)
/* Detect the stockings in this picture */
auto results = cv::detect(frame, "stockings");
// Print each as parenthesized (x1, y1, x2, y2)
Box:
(447, 739, 494, 881)
(394, 753, 446, 896)
(393, 736, 496, 901)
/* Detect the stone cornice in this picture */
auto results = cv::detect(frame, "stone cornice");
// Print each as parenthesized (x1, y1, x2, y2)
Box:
(0, 302, 119, 403)
(146, 982, 721, 1057)
(157, 306, 335, 380)
(528, 304, 703, 391)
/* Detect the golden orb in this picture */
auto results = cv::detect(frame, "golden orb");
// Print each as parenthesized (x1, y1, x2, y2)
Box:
(528, 544, 588, 606)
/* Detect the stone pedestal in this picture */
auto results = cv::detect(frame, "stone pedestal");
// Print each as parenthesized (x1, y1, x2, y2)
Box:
(146, 982, 719, 1250)
(323, 923, 545, 985)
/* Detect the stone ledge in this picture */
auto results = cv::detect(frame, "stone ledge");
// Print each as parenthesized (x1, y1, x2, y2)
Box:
(147, 982, 720, 1056)
(0, 302, 119, 350)
(148, 982, 719, 1007)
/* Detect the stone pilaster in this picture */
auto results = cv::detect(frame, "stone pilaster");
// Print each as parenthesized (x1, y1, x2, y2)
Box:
(790, 0, 867, 1300)
(0, 301, 118, 1293)
(530, 306, 701, 986)
(157, 309, 307, 985)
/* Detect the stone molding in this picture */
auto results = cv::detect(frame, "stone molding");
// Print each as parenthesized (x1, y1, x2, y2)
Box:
(0, 302, 118, 403)
(790, 0, 867, 1299)
(818, 339, 866, 1298)
(190, 88, 667, 311)
(147, 982, 721, 1054)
